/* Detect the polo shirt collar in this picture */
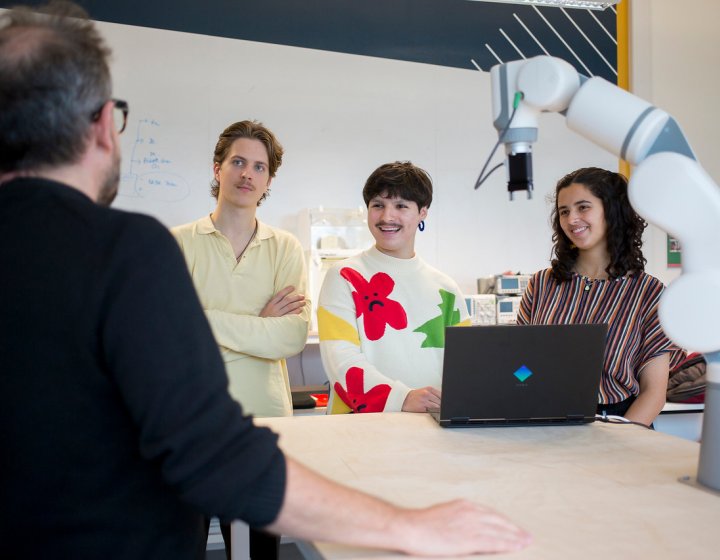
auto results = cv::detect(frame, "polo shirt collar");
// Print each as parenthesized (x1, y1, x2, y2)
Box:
(196, 214, 273, 241)
(196, 214, 216, 234)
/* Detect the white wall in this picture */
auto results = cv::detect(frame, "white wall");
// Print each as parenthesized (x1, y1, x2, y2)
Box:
(631, 0, 720, 286)
(100, 20, 616, 297)
(2, 4, 710, 294)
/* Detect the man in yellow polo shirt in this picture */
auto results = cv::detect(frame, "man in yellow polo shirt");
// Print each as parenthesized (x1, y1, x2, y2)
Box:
(173, 120, 310, 419)
(173, 120, 310, 558)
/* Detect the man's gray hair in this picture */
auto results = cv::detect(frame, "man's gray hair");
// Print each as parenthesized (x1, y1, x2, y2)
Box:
(0, 1, 113, 173)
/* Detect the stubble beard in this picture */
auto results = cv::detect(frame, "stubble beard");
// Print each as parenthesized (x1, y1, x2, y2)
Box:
(97, 142, 121, 207)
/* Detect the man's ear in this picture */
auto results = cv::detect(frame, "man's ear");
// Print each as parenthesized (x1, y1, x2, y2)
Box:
(419, 206, 429, 221)
(91, 100, 115, 153)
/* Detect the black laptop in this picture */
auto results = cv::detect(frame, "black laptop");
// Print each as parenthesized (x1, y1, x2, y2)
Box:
(433, 324, 607, 428)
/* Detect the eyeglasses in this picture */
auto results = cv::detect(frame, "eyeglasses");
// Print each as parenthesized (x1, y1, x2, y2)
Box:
(90, 98, 129, 134)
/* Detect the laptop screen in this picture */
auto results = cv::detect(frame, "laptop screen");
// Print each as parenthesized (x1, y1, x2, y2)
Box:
(437, 324, 607, 427)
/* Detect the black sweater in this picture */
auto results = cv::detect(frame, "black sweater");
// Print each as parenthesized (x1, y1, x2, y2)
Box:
(0, 178, 286, 559)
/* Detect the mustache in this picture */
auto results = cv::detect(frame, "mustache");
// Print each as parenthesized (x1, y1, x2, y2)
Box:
(375, 222, 401, 228)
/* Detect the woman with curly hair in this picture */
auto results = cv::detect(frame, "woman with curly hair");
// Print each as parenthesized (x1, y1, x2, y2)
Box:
(517, 167, 684, 426)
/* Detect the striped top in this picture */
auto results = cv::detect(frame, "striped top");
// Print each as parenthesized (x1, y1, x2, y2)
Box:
(516, 268, 684, 404)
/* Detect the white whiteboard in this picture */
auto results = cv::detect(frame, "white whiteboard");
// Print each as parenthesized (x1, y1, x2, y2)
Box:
(101, 20, 617, 294)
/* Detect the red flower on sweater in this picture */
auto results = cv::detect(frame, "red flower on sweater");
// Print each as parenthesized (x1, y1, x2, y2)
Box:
(340, 267, 407, 341)
(334, 366, 391, 413)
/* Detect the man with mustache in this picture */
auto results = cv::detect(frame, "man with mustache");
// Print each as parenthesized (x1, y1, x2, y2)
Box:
(172, 120, 310, 557)
(173, 121, 310, 420)
(318, 162, 471, 414)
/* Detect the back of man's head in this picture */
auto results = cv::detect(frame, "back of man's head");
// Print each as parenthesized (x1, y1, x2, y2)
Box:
(0, 1, 112, 175)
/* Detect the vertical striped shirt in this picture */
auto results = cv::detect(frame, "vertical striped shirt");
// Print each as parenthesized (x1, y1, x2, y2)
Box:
(516, 268, 684, 404)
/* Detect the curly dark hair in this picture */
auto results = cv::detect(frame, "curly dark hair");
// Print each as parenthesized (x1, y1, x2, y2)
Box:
(550, 167, 647, 281)
(362, 161, 432, 209)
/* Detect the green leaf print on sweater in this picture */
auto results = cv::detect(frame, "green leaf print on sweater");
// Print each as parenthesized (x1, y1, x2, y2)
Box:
(413, 289, 461, 348)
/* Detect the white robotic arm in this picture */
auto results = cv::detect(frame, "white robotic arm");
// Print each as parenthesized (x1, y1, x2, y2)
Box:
(490, 55, 720, 491)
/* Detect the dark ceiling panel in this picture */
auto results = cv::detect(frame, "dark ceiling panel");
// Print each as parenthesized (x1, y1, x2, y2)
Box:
(0, 0, 618, 81)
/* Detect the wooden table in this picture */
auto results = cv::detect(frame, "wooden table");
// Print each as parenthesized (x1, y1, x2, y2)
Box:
(257, 413, 720, 559)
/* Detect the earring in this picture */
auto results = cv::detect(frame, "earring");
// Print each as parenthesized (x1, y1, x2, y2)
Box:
(418, 220, 425, 232)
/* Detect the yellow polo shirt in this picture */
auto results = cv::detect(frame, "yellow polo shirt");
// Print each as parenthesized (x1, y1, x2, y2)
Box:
(172, 216, 310, 417)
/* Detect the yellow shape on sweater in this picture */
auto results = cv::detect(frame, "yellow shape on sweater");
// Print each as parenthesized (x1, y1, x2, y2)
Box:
(329, 389, 352, 414)
(317, 307, 360, 346)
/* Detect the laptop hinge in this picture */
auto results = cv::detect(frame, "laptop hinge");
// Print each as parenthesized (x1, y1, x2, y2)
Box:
(450, 417, 470, 425)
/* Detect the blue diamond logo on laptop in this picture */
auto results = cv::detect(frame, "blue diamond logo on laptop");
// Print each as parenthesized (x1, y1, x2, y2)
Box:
(513, 365, 533, 383)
